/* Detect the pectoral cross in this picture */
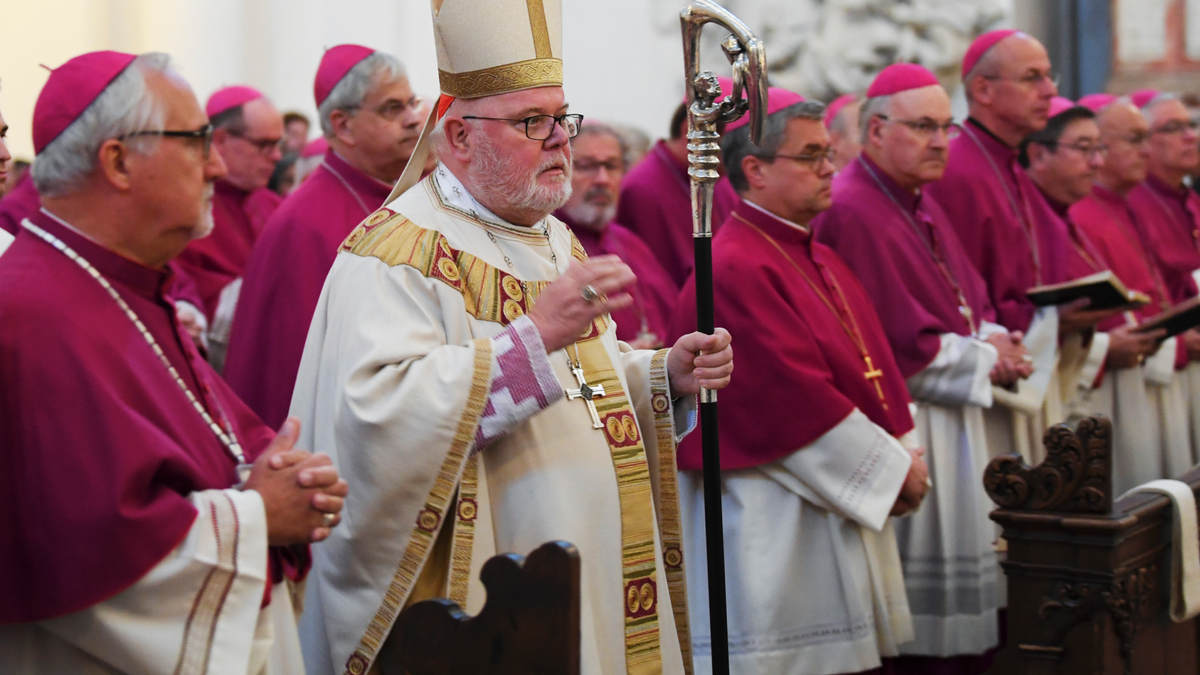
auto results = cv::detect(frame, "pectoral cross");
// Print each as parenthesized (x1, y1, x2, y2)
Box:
(567, 364, 607, 429)
(863, 354, 887, 407)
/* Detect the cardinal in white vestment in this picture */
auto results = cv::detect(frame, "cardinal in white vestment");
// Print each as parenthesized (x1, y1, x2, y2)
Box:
(290, 2, 734, 675)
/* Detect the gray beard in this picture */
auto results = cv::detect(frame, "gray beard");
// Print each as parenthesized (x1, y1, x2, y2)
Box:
(561, 202, 615, 230)
(467, 133, 573, 222)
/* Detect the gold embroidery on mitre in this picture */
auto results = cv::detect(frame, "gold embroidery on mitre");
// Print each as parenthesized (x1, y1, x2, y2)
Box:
(525, 0, 552, 59)
(438, 58, 563, 98)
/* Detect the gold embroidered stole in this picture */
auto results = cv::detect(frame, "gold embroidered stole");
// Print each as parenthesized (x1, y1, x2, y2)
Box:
(339, 205, 689, 675)
(650, 349, 692, 674)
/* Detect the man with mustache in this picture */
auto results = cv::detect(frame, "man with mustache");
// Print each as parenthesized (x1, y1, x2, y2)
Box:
(814, 64, 1024, 673)
(0, 50, 348, 673)
(553, 121, 676, 349)
(289, 2, 734, 674)
(1024, 99, 1175, 492)
(223, 45, 424, 430)
(671, 89, 928, 675)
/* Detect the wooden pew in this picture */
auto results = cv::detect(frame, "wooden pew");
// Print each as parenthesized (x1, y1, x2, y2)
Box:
(391, 540, 581, 675)
(984, 416, 1200, 674)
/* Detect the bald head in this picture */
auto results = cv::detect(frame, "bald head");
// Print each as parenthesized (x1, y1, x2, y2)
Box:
(862, 84, 954, 191)
(1095, 100, 1149, 194)
(1142, 96, 1200, 188)
(964, 33, 1057, 146)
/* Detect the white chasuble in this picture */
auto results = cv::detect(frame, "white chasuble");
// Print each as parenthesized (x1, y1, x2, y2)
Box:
(894, 330, 1001, 657)
(0, 489, 303, 675)
(682, 409, 914, 675)
(291, 166, 694, 675)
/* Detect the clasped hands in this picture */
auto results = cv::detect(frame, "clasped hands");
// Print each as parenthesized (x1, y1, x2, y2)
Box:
(242, 418, 349, 546)
(985, 331, 1033, 388)
(528, 255, 734, 395)
(891, 447, 930, 516)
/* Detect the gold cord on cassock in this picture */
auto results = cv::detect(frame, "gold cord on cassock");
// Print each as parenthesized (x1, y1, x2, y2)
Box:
(737, 213, 891, 408)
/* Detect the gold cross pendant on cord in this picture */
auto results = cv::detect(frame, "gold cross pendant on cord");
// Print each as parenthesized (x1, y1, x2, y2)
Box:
(863, 354, 888, 406)
(566, 364, 607, 429)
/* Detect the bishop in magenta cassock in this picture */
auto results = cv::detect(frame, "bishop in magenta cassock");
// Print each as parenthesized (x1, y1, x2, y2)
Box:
(925, 30, 1083, 463)
(672, 90, 928, 675)
(0, 115, 210, 342)
(554, 121, 676, 349)
(1127, 91, 1200, 469)
(616, 88, 739, 288)
(223, 45, 422, 429)
(173, 85, 285, 368)
(815, 65, 1019, 673)
(0, 50, 347, 674)
(1026, 97, 1180, 492)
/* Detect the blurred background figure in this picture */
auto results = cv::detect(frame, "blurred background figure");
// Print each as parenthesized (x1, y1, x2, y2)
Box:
(269, 152, 299, 196)
(554, 121, 676, 349)
(2, 159, 29, 197)
(173, 85, 284, 369)
(825, 92, 864, 171)
(223, 45, 420, 430)
(282, 110, 311, 154)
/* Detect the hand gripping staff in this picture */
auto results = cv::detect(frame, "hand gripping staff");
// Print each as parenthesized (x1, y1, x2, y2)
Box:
(680, 3, 768, 674)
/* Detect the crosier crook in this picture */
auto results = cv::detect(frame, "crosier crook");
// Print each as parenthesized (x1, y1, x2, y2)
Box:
(679, 4, 768, 674)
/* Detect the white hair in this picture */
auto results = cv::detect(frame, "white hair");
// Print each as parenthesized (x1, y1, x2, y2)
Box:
(32, 53, 174, 197)
(1142, 92, 1182, 127)
(318, 52, 406, 138)
(858, 94, 891, 145)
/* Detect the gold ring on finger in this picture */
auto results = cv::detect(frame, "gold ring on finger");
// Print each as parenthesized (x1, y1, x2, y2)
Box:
(581, 284, 600, 303)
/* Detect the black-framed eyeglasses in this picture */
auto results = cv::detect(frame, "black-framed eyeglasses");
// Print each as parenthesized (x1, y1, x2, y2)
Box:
(461, 113, 584, 141)
(982, 70, 1059, 89)
(120, 123, 214, 157)
(1044, 139, 1108, 158)
(345, 95, 423, 122)
(875, 115, 960, 138)
(1108, 131, 1150, 146)
(228, 129, 283, 155)
(1151, 120, 1200, 136)
(768, 146, 836, 171)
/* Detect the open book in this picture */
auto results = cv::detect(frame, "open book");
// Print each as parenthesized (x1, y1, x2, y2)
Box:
(1026, 270, 1150, 311)
(1133, 297, 1200, 340)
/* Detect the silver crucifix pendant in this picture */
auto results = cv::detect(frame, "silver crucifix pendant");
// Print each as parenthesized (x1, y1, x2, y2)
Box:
(565, 364, 607, 429)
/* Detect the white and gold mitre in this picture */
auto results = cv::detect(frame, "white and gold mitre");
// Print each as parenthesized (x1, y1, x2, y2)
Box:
(433, 0, 563, 99)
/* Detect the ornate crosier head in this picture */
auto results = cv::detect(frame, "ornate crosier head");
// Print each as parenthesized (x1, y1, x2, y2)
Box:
(680, 0, 768, 145)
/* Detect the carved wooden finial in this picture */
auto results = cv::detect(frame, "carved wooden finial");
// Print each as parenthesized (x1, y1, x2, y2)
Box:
(983, 415, 1112, 514)
(394, 541, 581, 675)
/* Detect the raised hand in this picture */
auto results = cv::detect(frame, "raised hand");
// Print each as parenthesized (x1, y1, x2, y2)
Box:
(528, 255, 636, 353)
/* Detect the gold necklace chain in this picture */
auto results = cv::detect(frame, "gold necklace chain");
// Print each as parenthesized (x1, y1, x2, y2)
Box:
(23, 219, 247, 467)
